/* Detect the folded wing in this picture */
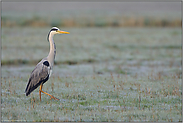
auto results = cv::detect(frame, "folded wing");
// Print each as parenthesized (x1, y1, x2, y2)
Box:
(25, 61, 50, 96)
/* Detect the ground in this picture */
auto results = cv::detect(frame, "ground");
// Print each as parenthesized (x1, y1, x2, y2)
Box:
(1, 27, 182, 122)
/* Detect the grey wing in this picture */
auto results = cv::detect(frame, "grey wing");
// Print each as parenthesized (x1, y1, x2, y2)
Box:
(25, 61, 49, 96)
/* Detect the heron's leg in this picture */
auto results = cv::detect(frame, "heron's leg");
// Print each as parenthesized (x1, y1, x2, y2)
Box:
(39, 90, 59, 100)
(39, 84, 59, 100)
(39, 83, 43, 101)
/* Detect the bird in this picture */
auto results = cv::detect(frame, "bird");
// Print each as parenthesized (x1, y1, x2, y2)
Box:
(25, 27, 70, 101)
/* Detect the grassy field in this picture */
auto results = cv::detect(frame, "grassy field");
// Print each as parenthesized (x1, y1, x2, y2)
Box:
(1, 27, 182, 122)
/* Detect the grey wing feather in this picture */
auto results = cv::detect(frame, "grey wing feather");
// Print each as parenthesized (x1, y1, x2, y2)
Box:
(25, 61, 49, 96)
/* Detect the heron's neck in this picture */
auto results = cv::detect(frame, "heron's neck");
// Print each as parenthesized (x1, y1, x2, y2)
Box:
(47, 33, 56, 66)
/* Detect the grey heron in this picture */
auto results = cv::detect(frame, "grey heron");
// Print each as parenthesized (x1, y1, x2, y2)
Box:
(25, 27, 70, 101)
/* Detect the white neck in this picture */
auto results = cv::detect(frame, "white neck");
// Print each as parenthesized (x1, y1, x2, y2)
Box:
(47, 32, 56, 67)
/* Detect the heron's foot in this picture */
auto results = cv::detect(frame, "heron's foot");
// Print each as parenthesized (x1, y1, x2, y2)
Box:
(49, 95, 60, 101)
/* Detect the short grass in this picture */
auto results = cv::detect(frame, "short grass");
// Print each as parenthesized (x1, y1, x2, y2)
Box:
(1, 27, 182, 122)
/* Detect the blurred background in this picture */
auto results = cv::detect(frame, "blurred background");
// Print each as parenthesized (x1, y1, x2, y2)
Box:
(1, 2, 182, 122)
(2, 2, 181, 28)
(1, 2, 181, 65)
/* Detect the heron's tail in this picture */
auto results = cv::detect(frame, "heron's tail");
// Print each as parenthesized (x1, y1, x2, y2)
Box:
(25, 80, 32, 96)
(25, 78, 37, 96)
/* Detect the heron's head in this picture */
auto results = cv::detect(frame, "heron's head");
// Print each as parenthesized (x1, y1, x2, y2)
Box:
(49, 27, 70, 35)
(47, 27, 70, 41)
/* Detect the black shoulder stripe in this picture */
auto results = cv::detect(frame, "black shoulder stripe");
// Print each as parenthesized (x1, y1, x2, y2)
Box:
(43, 61, 49, 67)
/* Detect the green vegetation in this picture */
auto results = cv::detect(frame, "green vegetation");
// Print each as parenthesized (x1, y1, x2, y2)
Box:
(1, 72, 182, 122)
(1, 27, 182, 122)
(2, 16, 181, 27)
(2, 12, 181, 28)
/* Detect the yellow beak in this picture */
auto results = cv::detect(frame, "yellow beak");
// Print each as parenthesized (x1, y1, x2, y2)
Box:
(57, 30, 70, 34)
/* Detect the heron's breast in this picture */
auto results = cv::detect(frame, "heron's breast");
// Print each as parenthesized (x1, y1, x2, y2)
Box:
(49, 69, 52, 78)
